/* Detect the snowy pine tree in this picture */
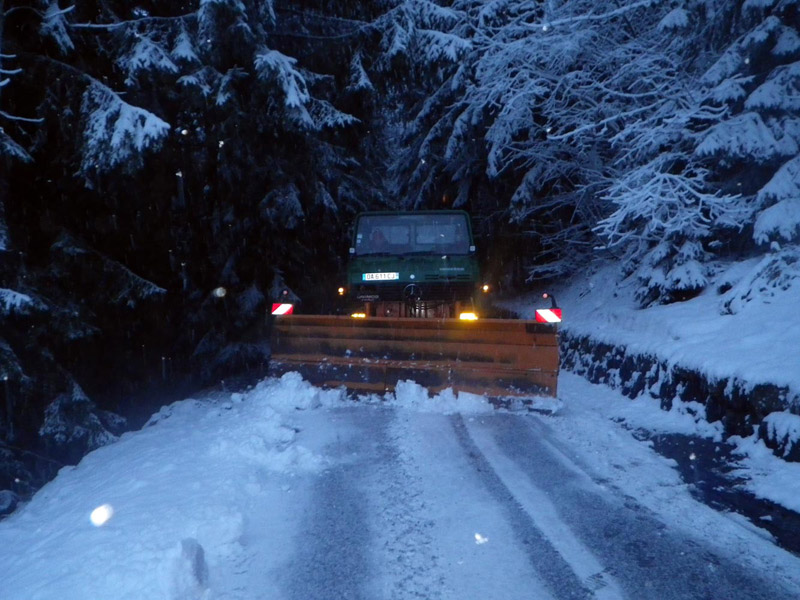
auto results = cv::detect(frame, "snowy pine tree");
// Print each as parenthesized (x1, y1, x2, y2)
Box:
(592, 1, 799, 304)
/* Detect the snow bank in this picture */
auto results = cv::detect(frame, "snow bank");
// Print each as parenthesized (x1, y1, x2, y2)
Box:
(0, 372, 333, 600)
(505, 253, 800, 437)
(529, 254, 800, 397)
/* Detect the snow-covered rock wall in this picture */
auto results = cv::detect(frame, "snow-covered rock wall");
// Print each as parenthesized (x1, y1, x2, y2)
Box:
(560, 332, 800, 461)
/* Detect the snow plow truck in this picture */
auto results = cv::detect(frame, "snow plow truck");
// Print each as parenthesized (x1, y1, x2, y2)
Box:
(269, 210, 560, 399)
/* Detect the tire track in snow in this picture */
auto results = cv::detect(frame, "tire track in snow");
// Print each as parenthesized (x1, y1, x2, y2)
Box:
(281, 406, 447, 600)
(367, 408, 445, 600)
(451, 414, 606, 600)
(485, 414, 796, 600)
(378, 409, 558, 600)
(281, 407, 380, 600)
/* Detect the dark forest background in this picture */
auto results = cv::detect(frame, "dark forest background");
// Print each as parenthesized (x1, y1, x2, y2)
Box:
(1, 0, 798, 510)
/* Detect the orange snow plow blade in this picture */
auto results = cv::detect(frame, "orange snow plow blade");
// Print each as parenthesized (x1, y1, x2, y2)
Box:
(268, 315, 559, 398)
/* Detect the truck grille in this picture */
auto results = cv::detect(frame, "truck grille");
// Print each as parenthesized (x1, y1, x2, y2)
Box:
(423, 274, 472, 281)
(355, 281, 475, 302)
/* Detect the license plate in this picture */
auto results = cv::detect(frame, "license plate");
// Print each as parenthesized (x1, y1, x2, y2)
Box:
(362, 272, 399, 281)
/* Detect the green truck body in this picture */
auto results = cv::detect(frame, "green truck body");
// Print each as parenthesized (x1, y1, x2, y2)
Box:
(346, 211, 480, 312)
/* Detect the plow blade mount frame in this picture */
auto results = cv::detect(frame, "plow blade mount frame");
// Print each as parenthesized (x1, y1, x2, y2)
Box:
(269, 315, 559, 398)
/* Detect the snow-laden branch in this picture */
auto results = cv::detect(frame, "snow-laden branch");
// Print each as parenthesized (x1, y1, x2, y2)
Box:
(0, 110, 43, 123)
(70, 14, 196, 30)
(40, 1, 75, 53)
(117, 34, 179, 86)
(547, 102, 667, 142)
(0, 126, 32, 162)
(0, 288, 41, 315)
(0, 199, 8, 251)
(754, 155, 800, 244)
(254, 49, 309, 109)
(695, 112, 798, 163)
(525, 0, 662, 30)
(80, 82, 171, 175)
(596, 154, 746, 253)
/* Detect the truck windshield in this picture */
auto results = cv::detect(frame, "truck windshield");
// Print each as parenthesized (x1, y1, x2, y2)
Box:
(354, 213, 472, 256)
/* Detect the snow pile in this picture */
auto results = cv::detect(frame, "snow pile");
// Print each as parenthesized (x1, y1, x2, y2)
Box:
(729, 430, 800, 511)
(0, 373, 335, 600)
(759, 411, 800, 460)
(385, 380, 494, 415)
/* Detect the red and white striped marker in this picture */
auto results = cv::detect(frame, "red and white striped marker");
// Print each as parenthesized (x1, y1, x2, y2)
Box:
(271, 303, 294, 316)
(535, 308, 562, 323)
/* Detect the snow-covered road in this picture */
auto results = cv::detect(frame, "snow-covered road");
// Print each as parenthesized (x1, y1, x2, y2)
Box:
(264, 407, 793, 600)
(2, 373, 799, 599)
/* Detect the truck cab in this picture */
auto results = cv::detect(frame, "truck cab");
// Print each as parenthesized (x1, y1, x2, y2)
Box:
(345, 210, 481, 318)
